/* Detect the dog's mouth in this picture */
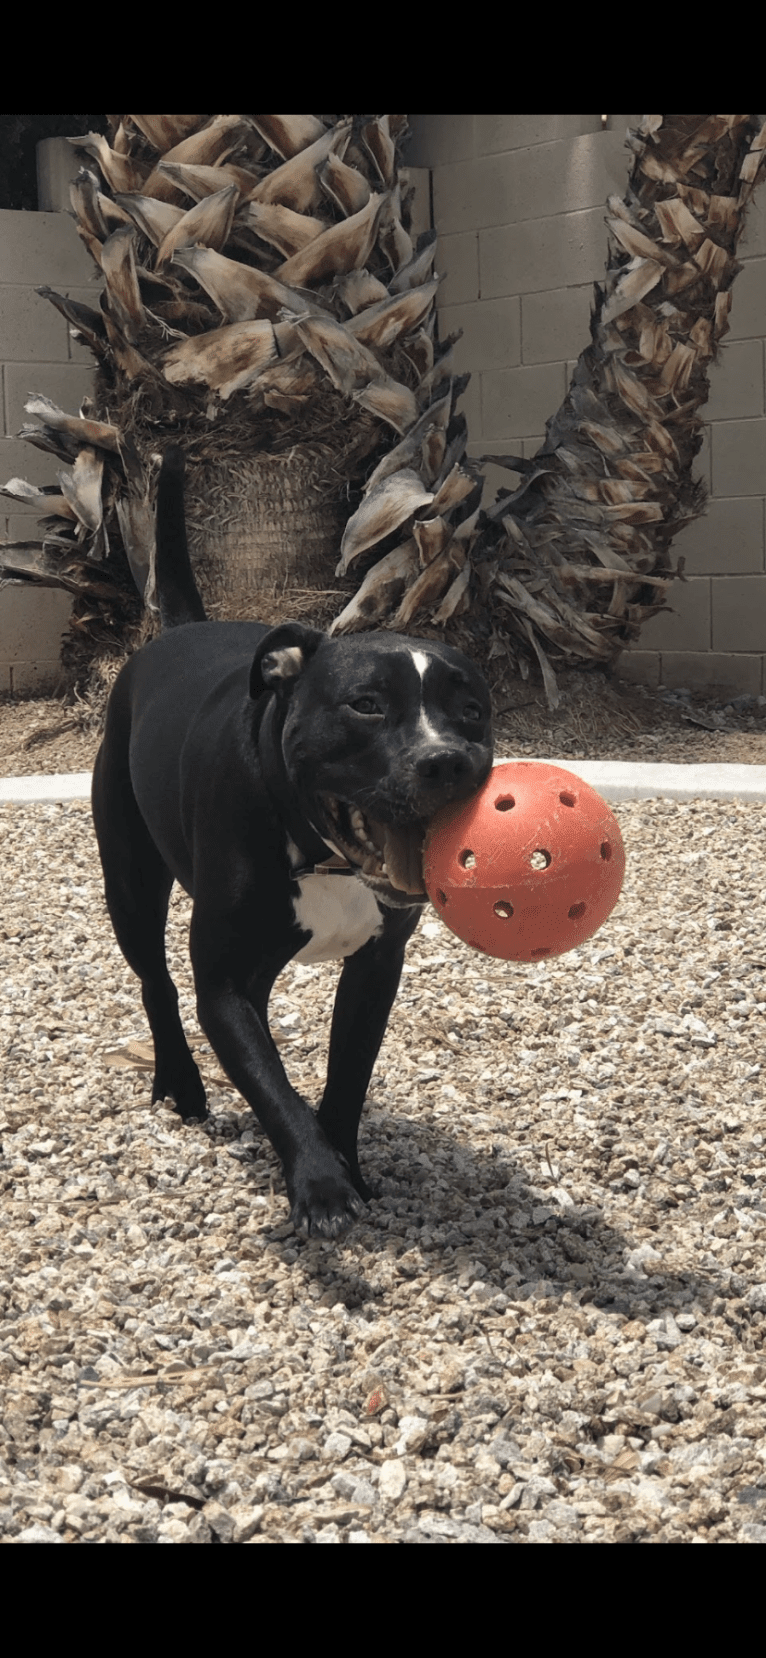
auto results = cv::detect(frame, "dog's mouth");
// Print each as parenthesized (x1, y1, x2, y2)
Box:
(321, 795, 427, 896)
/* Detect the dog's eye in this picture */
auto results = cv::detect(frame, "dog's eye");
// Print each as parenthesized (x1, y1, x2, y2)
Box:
(349, 697, 382, 717)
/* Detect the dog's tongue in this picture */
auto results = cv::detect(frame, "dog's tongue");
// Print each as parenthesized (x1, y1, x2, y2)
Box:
(380, 823, 426, 895)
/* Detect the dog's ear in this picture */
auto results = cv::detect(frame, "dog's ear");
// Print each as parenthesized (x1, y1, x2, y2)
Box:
(250, 622, 325, 699)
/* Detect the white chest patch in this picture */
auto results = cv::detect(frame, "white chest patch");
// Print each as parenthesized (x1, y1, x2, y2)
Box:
(287, 838, 384, 963)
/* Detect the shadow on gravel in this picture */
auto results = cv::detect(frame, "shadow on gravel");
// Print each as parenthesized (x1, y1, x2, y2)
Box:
(223, 1104, 739, 1330)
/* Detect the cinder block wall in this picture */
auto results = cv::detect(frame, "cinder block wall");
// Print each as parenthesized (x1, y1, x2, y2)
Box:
(0, 201, 98, 692)
(408, 115, 766, 696)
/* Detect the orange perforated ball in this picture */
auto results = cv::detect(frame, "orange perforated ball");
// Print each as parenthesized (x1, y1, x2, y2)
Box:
(423, 761, 625, 961)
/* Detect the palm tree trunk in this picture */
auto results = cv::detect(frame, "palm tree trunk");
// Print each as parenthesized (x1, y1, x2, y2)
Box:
(475, 114, 766, 703)
(2, 113, 477, 687)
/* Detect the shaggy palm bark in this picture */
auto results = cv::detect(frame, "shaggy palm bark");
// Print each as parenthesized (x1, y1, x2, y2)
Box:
(477, 114, 766, 703)
(1, 113, 479, 684)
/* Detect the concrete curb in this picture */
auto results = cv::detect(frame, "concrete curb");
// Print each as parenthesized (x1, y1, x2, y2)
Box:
(498, 759, 766, 803)
(2, 761, 766, 805)
(0, 772, 92, 802)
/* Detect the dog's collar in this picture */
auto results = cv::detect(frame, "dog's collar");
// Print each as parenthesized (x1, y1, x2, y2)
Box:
(258, 696, 355, 880)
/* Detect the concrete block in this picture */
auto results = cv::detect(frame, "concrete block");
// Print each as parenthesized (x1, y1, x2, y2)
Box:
(604, 117, 643, 135)
(437, 297, 520, 374)
(522, 285, 594, 364)
(436, 232, 479, 307)
(410, 115, 632, 170)
(433, 155, 508, 237)
(2, 513, 50, 544)
(36, 137, 80, 213)
(638, 577, 710, 651)
(522, 435, 546, 458)
(0, 209, 95, 286)
(475, 116, 607, 153)
(659, 651, 763, 696)
(406, 116, 476, 168)
(712, 574, 766, 652)
(704, 339, 764, 421)
(521, 129, 631, 218)
(0, 583, 71, 673)
(740, 189, 766, 258)
(466, 439, 525, 509)
(4, 360, 97, 434)
(480, 208, 607, 299)
(711, 418, 766, 495)
(616, 649, 660, 687)
(727, 258, 766, 340)
(477, 117, 633, 155)
(3, 658, 66, 695)
(0, 285, 68, 363)
(481, 361, 566, 441)
(433, 131, 630, 238)
(672, 496, 764, 574)
(1, 435, 69, 499)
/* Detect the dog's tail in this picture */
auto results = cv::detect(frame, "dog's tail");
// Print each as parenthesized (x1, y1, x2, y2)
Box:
(154, 446, 207, 629)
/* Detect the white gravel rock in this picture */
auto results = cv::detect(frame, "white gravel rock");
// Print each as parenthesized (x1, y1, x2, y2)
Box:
(1, 796, 766, 1543)
(378, 1460, 408, 1502)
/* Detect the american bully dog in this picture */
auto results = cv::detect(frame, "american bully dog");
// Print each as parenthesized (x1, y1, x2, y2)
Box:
(92, 448, 493, 1236)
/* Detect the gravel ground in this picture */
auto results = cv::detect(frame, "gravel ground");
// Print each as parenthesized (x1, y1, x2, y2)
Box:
(1, 795, 766, 1544)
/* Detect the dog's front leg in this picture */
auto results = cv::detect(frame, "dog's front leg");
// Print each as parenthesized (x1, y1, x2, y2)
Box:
(190, 920, 364, 1238)
(317, 907, 420, 1200)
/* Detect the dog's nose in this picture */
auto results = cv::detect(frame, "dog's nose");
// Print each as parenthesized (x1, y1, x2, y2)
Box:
(415, 747, 472, 787)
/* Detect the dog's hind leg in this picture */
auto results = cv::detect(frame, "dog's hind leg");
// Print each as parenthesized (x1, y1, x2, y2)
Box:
(92, 745, 208, 1122)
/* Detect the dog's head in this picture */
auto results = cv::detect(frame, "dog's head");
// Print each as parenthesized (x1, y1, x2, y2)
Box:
(251, 622, 493, 905)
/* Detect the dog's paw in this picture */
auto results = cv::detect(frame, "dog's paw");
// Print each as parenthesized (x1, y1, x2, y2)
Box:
(289, 1167, 366, 1240)
(152, 1066, 208, 1123)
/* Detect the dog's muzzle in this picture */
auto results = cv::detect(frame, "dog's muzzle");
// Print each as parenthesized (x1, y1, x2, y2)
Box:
(321, 795, 428, 898)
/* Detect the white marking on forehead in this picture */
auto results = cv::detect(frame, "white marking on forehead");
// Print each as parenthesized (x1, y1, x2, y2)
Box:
(409, 648, 444, 744)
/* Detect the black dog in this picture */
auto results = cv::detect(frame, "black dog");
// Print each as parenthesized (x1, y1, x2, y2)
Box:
(92, 448, 493, 1237)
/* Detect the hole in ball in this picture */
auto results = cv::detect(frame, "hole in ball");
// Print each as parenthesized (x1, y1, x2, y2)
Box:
(531, 946, 552, 959)
(600, 841, 612, 861)
(437, 889, 447, 906)
(530, 849, 551, 870)
(495, 795, 515, 812)
(493, 901, 513, 919)
(559, 791, 576, 808)
(459, 849, 477, 869)
(568, 901, 586, 920)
